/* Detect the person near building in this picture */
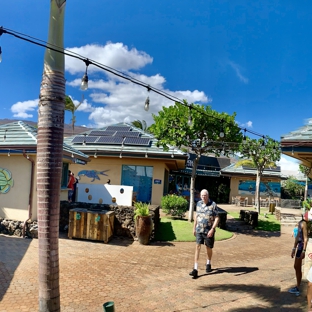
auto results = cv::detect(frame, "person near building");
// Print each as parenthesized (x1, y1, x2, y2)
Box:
(189, 189, 220, 279)
(67, 170, 76, 203)
(288, 216, 308, 296)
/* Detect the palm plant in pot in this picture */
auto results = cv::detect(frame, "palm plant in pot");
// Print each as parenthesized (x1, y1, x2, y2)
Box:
(134, 202, 153, 245)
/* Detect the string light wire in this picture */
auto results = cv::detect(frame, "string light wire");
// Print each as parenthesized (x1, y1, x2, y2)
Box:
(0, 26, 275, 142)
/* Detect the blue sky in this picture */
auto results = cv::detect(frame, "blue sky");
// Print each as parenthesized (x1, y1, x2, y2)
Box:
(1, 0, 311, 174)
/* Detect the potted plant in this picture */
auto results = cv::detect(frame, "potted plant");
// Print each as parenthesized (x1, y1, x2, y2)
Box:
(134, 202, 153, 245)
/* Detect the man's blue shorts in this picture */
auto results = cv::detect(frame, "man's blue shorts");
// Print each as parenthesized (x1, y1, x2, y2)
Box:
(196, 232, 215, 248)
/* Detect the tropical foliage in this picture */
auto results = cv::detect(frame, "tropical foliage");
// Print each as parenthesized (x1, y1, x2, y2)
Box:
(299, 164, 312, 201)
(134, 201, 150, 220)
(131, 119, 148, 132)
(149, 100, 242, 221)
(237, 136, 280, 213)
(161, 194, 188, 218)
(65, 94, 83, 135)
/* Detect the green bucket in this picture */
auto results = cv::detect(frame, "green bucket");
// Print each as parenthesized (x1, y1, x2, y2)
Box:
(103, 301, 115, 312)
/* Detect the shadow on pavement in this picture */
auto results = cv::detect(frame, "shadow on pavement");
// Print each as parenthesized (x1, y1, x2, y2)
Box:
(0, 235, 32, 302)
(207, 266, 259, 276)
(196, 283, 306, 311)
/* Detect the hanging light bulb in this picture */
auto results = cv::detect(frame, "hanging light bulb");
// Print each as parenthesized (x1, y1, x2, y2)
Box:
(26, 154, 29, 159)
(94, 152, 97, 158)
(3, 129, 7, 141)
(145, 151, 148, 158)
(219, 120, 225, 138)
(7, 149, 10, 157)
(0, 46, 2, 63)
(171, 151, 174, 158)
(292, 147, 294, 156)
(80, 59, 90, 91)
(144, 96, 150, 111)
(187, 114, 192, 127)
(71, 152, 74, 158)
(261, 137, 265, 150)
(119, 153, 122, 159)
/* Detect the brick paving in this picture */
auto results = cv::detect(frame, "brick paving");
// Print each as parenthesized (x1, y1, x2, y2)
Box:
(0, 205, 308, 311)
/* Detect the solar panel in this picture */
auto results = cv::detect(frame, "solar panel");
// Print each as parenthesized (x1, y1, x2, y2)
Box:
(89, 130, 116, 136)
(71, 136, 98, 143)
(124, 137, 151, 146)
(106, 126, 131, 132)
(114, 131, 140, 138)
(97, 136, 124, 144)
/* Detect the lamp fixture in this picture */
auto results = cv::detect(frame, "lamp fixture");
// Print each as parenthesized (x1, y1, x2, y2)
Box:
(94, 152, 97, 158)
(80, 59, 90, 91)
(26, 154, 29, 159)
(82, 133, 87, 146)
(219, 120, 225, 138)
(8, 149, 10, 157)
(144, 96, 150, 111)
(71, 153, 74, 158)
(145, 151, 148, 158)
(292, 147, 294, 156)
(119, 152, 122, 159)
(3, 129, 7, 141)
(0, 46, 2, 63)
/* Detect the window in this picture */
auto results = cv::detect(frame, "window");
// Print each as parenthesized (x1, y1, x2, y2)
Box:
(61, 163, 69, 188)
(121, 165, 153, 203)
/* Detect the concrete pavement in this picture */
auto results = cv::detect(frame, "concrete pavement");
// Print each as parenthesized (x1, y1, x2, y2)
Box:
(0, 204, 308, 311)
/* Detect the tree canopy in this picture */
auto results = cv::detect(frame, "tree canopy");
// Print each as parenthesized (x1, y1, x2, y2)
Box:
(149, 100, 243, 221)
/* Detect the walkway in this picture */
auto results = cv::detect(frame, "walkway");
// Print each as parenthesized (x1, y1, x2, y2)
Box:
(0, 204, 307, 311)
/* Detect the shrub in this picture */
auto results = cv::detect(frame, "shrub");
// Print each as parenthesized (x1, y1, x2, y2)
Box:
(161, 195, 188, 218)
(134, 202, 150, 220)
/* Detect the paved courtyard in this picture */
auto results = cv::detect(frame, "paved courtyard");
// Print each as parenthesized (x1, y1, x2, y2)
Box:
(0, 205, 308, 311)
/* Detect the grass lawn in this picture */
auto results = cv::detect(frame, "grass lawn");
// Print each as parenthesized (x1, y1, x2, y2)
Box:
(154, 217, 233, 242)
(227, 209, 280, 231)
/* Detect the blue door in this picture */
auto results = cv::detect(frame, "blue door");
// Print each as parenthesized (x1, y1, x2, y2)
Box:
(121, 165, 153, 203)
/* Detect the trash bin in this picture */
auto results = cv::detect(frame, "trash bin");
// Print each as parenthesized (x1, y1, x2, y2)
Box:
(103, 301, 115, 312)
(269, 203, 275, 213)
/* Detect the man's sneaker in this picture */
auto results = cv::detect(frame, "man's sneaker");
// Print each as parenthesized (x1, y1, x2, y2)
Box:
(288, 286, 300, 296)
(189, 269, 198, 279)
(206, 264, 212, 273)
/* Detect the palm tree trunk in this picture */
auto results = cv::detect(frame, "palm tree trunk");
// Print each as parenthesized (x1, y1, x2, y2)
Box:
(255, 172, 261, 214)
(37, 1, 66, 311)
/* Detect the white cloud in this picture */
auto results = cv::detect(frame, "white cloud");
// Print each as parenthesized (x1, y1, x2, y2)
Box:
(65, 43, 153, 74)
(238, 120, 253, 129)
(63, 42, 211, 128)
(278, 155, 301, 177)
(228, 61, 249, 84)
(11, 99, 39, 118)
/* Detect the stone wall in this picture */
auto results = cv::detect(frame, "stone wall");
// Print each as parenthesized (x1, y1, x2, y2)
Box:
(0, 201, 160, 241)
(281, 199, 301, 209)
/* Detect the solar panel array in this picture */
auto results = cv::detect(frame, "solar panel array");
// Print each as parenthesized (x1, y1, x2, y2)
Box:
(106, 126, 131, 132)
(71, 126, 151, 146)
(89, 130, 116, 136)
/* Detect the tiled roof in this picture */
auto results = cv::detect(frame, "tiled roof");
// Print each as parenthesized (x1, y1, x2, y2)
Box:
(281, 120, 312, 142)
(64, 122, 187, 160)
(0, 121, 89, 161)
(221, 163, 286, 179)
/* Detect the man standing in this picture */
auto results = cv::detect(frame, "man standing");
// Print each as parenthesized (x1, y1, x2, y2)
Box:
(289, 216, 308, 296)
(189, 189, 219, 279)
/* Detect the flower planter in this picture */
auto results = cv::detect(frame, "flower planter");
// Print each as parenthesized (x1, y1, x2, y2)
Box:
(135, 215, 153, 245)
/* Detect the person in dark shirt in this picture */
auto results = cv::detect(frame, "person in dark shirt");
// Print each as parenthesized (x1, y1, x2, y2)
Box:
(189, 189, 219, 279)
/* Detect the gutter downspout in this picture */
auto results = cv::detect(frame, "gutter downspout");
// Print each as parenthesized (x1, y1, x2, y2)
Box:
(22, 151, 35, 238)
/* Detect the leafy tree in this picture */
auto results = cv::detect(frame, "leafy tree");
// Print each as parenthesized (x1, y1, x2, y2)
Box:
(237, 137, 281, 213)
(65, 94, 83, 135)
(281, 176, 304, 199)
(299, 164, 312, 201)
(149, 100, 242, 221)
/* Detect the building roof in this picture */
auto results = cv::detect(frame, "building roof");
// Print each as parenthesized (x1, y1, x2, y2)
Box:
(64, 122, 187, 170)
(221, 163, 286, 179)
(280, 120, 312, 168)
(0, 121, 89, 163)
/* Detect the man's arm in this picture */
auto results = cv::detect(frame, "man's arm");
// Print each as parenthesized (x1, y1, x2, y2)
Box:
(301, 221, 309, 259)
